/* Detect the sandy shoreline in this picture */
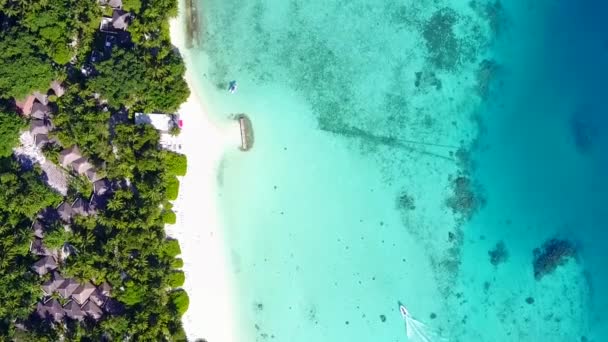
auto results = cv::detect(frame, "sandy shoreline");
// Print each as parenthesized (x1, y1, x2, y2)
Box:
(167, 15, 241, 342)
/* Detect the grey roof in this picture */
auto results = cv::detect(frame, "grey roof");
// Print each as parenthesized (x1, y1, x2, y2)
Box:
(71, 198, 88, 216)
(30, 238, 51, 256)
(31, 102, 51, 119)
(63, 301, 85, 320)
(82, 301, 103, 320)
(112, 10, 130, 30)
(41, 272, 65, 295)
(36, 302, 48, 319)
(59, 146, 83, 169)
(86, 168, 100, 182)
(88, 288, 107, 307)
(56, 278, 80, 298)
(33, 91, 48, 106)
(72, 282, 96, 305)
(37, 299, 64, 321)
(100, 0, 122, 8)
(57, 202, 74, 222)
(32, 220, 45, 238)
(34, 134, 50, 148)
(99, 282, 112, 296)
(72, 157, 94, 175)
(46, 299, 64, 321)
(50, 80, 65, 97)
(93, 178, 110, 196)
(30, 119, 50, 135)
(32, 256, 57, 275)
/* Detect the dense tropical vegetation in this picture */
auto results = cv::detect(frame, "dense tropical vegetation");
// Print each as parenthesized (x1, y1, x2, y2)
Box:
(0, 0, 191, 339)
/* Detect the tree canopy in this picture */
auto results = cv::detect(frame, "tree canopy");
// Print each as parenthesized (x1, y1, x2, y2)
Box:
(0, 30, 55, 99)
(0, 0, 191, 339)
(0, 112, 25, 157)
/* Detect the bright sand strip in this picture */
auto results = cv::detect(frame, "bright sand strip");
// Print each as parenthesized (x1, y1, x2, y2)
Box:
(168, 17, 242, 342)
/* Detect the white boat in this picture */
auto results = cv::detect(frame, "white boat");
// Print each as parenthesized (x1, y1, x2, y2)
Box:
(400, 304, 410, 318)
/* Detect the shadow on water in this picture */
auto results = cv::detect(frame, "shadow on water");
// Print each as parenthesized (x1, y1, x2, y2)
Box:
(319, 123, 461, 162)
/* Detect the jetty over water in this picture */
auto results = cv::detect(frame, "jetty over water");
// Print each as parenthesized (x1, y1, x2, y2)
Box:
(184, 0, 200, 48)
(236, 114, 254, 151)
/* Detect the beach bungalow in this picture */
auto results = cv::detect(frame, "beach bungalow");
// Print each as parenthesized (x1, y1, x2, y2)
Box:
(15, 95, 36, 116)
(56, 278, 80, 299)
(72, 282, 96, 305)
(86, 168, 101, 182)
(93, 178, 110, 196)
(71, 198, 89, 216)
(134, 112, 179, 133)
(63, 301, 85, 321)
(30, 238, 51, 256)
(72, 157, 94, 175)
(112, 10, 130, 30)
(34, 134, 50, 148)
(82, 301, 104, 320)
(50, 80, 65, 98)
(32, 256, 58, 275)
(89, 288, 107, 307)
(41, 272, 65, 296)
(100, 10, 131, 32)
(32, 220, 45, 239)
(33, 91, 49, 105)
(99, 0, 122, 8)
(37, 299, 64, 322)
(59, 146, 83, 169)
(57, 202, 74, 222)
(31, 102, 51, 120)
(30, 120, 51, 136)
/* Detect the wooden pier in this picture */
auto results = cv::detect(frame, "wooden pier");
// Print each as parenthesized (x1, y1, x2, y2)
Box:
(237, 114, 254, 151)
(184, 0, 200, 49)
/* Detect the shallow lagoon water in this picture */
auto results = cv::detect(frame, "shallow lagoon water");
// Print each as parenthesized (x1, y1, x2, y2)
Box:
(185, 0, 606, 340)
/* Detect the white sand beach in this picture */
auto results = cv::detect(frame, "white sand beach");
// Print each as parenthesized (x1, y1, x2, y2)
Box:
(167, 17, 241, 342)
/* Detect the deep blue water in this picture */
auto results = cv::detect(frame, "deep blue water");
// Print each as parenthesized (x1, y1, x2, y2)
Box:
(468, 0, 608, 338)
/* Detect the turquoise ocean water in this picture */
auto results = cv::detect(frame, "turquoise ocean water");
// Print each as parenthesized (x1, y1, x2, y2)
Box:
(184, 0, 606, 341)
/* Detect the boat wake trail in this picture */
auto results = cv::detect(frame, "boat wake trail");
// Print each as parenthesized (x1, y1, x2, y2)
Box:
(400, 303, 448, 342)
(404, 315, 447, 342)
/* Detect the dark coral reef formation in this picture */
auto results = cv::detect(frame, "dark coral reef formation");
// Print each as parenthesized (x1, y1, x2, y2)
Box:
(422, 7, 461, 70)
(488, 240, 508, 266)
(532, 238, 577, 280)
(446, 175, 484, 220)
(396, 191, 416, 211)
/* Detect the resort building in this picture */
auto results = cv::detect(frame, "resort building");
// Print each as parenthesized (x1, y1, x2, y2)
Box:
(36, 299, 64, 322)
(134, 112, 180, 133)
(14, 81, 64, 116)
(31, 220, 45, 239)
(15, 95, 36, 116)
(72, 282, 97, 305)
(99, 0, 122, 9)
(100, 9, 131, 32)
(30, 238, 51, 257)
(57, 202, 74, 222)
(31, 256, 58, 275)
(63, 301, 85, 321)
(41, 272, 65, 296)
(59, 146, 83, 169)
(31, 102, 51, 120)
(93, 178, 111, 196)
(82, 301, 104, 320)
(30, 120, 51, 136)
(56, 278, 80, 299)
